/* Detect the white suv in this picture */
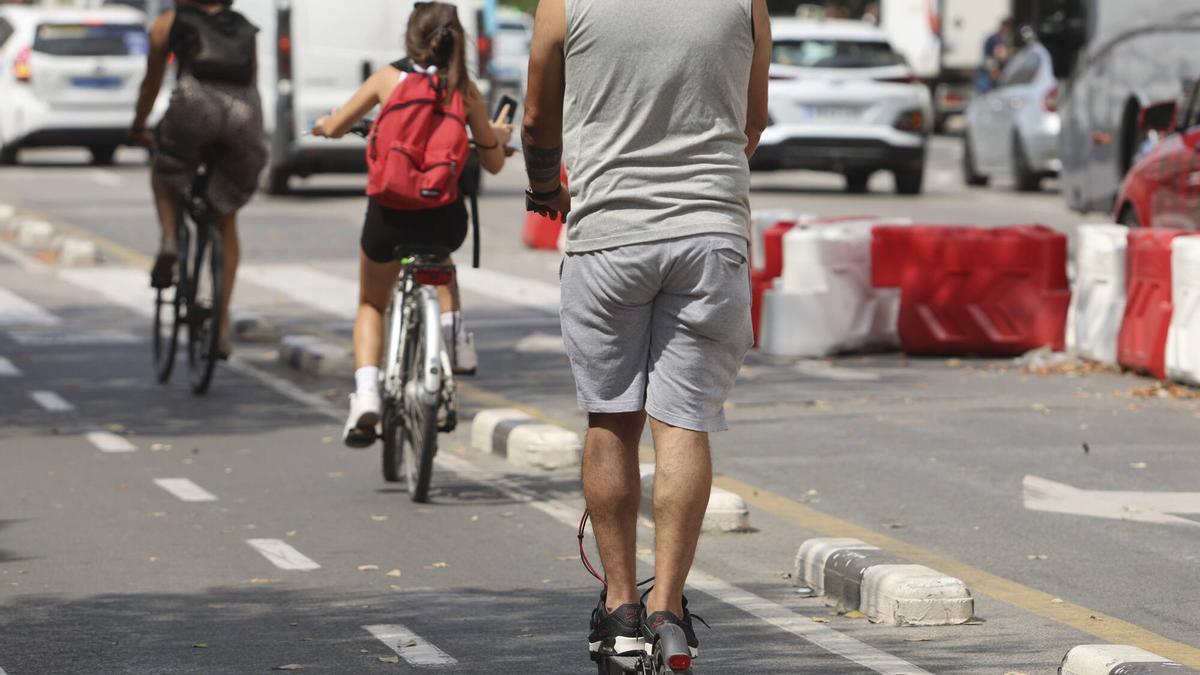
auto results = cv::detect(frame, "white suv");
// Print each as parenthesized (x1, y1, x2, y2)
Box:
(754, 19, 932, 195)
(0, 5, 150, 165)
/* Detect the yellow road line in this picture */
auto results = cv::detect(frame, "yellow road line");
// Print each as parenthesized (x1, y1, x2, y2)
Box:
(36, 211, 1200, 665)
(713, 475, 1200, 666)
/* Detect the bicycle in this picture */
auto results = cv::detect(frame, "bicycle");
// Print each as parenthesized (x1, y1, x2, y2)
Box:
(153, 157, 224, 395)
(378, 245, 460, 503)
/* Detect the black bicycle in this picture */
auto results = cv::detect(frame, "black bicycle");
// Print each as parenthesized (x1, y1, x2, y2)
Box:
(153, 160, 224, 395)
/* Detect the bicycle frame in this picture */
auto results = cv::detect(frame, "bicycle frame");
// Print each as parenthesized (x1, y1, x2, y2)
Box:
(382, 265, 447, 407)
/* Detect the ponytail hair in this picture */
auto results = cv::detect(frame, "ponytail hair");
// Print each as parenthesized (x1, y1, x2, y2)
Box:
(406, 2, 471, 102)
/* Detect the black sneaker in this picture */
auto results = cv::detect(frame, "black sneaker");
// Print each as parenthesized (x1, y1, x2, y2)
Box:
(150, 251, 177, 289)
(641, 595, 704, 658)
(588, 591, 643, 659)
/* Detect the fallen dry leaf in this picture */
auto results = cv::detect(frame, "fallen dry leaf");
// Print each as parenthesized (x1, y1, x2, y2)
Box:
(811, 617, 830, 624)
(370, 515, 389, 522)
(430, 562, 448, 569)
(554, 555, 580, 561)
(1130, 462, 1147, 469)
(321, 437, 333, 444)
(1026, 554, 1049, 561)
(386, 569, 402, 577)
(378, 655, 400, 663)
(843, 610, 866, 619)
(273, 665, 304, 671)
(357, 565, 380, 572)
(905, 636, 932, 642)
(192, 642, 208, 649)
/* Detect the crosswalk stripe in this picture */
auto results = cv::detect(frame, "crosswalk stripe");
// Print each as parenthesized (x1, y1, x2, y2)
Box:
(86, 431, 137, 453)
(245, 538, 321, 571)
(0, 357, 21, 377)
(0, 287, 61, 326)
(363, 624, 458, 667)
(30, 390, 74, 412)
(153, 478, 218, 502)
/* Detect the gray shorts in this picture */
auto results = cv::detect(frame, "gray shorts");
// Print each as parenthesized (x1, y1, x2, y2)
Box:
(559, 233, 753, 432)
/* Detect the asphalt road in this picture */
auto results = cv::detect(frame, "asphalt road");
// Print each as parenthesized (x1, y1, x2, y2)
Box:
(1, 137, 1198, 674)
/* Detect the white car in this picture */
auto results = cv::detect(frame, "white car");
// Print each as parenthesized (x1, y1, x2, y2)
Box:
(0, 5, 150, 165)
(754, 19, 933, 194)
(492, 6, 531, 104)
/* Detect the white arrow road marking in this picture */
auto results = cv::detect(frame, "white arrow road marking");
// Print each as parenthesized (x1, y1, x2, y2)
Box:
(1023, 475, 1200, 528)
(246, 539, 320, 571)
(153, 478, 218, 502)
(0, 287, 60, 326)
(363, 624, 458, 667)
(86, 431, 137, 453)
(30, 390, 74, 412)
(0, 357, 20, 377)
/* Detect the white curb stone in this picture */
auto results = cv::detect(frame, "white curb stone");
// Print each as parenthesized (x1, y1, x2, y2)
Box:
(0, 203, 15, 227)
(639, 465, 752, 533)
(505, 423, 581, 470)
(792, 537, 878, 595)
(231, 310, 279, 343)
(1060, 645, 1192, 675)
(860, 564, 974, 626)
(14, 218, 55, 248)
(470, 408, 533, 453)
(278, 334, 354, 377)
(52, 236, 101, 267)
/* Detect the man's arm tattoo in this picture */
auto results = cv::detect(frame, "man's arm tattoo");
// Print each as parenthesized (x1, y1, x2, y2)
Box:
(523, 140, 563, 185)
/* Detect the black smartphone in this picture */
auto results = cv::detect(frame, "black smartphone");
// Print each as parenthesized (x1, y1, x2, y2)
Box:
(493, 94, 519, 124)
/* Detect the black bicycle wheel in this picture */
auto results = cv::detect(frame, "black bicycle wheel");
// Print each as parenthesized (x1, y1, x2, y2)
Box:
(402, 323, 439, 503)
(152, 221, 189, 383)
(381, 399, 403, 482)
(186, 226, 223, 395)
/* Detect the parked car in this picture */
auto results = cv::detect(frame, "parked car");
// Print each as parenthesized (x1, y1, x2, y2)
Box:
(1113, 89, 1200, 230)
(961, 42, 1061, 192)
(0, 5, 150, 165)
(753, 19, 932, 195)
(491, 6, 531, 105)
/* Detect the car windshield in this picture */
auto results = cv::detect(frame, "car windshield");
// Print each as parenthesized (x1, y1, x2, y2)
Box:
(773, 39, 905, 68)
(33, 23, 148, 57)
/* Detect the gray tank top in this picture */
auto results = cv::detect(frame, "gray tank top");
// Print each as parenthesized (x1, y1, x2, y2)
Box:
(563, 0, 754, 253)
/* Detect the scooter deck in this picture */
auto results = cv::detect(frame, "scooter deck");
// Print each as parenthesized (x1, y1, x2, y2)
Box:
(596, 655, 641, 674)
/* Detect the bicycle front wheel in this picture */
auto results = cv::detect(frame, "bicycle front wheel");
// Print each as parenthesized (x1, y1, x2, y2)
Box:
(187, 225, 223, 395)
(402, 335, 439, 503)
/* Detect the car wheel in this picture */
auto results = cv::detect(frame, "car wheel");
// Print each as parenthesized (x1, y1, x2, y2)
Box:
(0, 144, 17, 166)
(962, 134, 989, 187)
(1013, 136, 1041, 192)
(266, 168, 290, 195)
(1118, 205, 1141, 228)
(90, 145, 117, 166)
(844, 170, 871, 194)
(893, 167, 924, 195)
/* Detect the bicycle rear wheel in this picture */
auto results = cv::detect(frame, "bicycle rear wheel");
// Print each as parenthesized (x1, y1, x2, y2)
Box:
(186, 225, 223, 395)
(402, 328, 439, 503)
(381, 399, 403, 482)
(153, 221, 189, 383)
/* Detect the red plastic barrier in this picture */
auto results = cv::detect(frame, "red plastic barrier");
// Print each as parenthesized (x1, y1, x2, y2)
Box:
(521, 167, 569, 250)
(750, 219, 798, 343)
(871, 225, 1070, 356)
(1117, 229, 1193, 379)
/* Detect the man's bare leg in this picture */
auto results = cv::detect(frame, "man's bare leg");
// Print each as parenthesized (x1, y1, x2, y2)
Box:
(644, 417, 711, 617)
(582, 411, 645, 611)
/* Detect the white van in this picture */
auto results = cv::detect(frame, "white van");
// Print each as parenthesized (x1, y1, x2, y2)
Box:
(233, 0, 490, 193)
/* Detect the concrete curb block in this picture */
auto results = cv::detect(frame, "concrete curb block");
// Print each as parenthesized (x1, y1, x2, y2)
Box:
(11, 217, 55, 248)
(0, 203, 15, 227)
(792, 537, 974, 625)
(52, 236, 102, 267)
(231, 311, 280, 343)
(278, 334, 354, 377)
(470, 409, 581, 470)
(1060, 645, 1195, 675)
(639, 465, 752, 533)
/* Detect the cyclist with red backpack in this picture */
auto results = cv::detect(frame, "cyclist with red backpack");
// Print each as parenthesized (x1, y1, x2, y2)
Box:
(311, 2, 513, 448)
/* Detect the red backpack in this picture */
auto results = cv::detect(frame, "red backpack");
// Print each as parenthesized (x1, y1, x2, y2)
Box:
(367, 65, 470, 210)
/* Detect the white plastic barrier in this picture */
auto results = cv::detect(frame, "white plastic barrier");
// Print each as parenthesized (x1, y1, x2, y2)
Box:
(758, 218, 908, 357)
(750, 210, 811, 272)
(1066, 224, 1128, 365)
(1166, 236, 1200, 386)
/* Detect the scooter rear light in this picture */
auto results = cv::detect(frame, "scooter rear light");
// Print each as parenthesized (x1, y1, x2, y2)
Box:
(667, 654, 692, 671)
(414, 267, 455, 286)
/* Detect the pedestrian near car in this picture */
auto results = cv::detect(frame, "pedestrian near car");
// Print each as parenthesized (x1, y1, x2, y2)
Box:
(310, 2, 514, 448)
(132, 0, 267, 359)
(977, 16, 1013, 93)
(522, 0, 770, 663)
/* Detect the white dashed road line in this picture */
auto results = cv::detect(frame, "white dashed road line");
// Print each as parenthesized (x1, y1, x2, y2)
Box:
(153, 478, 218, 503)
(0, 357, 21, 376)
(85, 431, 137, 453)
(245, 538, 321, 571)
(30, 390, 75, 412)
(0, 287, 61, 327)
(363, 624, 459, 668)
(88, 169, 124, 187)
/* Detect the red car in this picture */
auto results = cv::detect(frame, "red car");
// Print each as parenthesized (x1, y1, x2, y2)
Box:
(1114, 88, 1200, 230)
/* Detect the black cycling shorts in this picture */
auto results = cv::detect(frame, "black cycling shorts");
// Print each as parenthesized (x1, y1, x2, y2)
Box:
(361, 198, 469, 263)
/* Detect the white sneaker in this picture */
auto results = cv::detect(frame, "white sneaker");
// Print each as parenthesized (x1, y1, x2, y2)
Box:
(453, 331, 478, 375)
(342, 389, 382, 448)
